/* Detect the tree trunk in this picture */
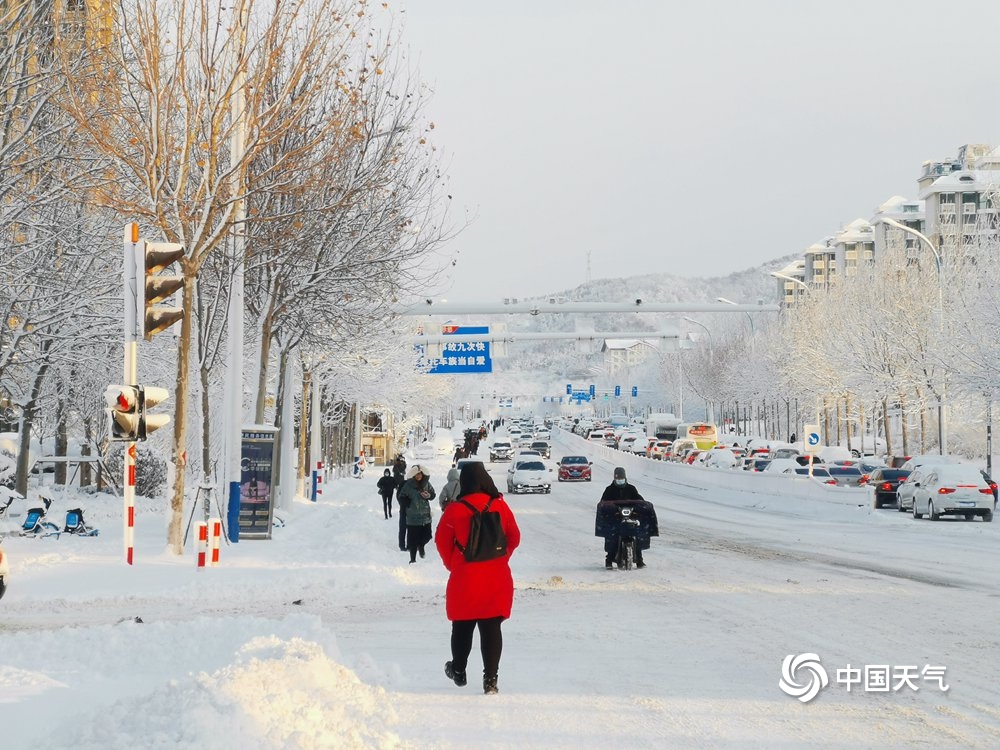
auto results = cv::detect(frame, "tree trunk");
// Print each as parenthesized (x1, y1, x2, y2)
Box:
(254, 292, 277, 423)
(297, 370, 311, 497)
(200, 363, 212, 480)
(81, 418, 92, 487)
(15, 358, 49, 498)
(881, 397, 892, 458)
(900, 393, 909, 457)
(55, 396, 68, 485)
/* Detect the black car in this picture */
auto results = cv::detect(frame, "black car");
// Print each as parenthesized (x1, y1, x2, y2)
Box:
(865, 468, 911, 509)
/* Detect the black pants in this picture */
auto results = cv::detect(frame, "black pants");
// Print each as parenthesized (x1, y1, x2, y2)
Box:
(604, 536, 644, 566)
(397, 507, 407, 550)
(407, 523, 431, 562)
(380, 494, 393, 518)
(451, 616, 504, 678)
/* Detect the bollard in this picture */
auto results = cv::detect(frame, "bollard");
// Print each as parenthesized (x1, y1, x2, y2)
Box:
(196, 521, 207, 569)
(209, 518, 222, 566)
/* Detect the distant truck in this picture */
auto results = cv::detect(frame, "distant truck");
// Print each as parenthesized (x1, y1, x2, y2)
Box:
(646, 413, 680, 441)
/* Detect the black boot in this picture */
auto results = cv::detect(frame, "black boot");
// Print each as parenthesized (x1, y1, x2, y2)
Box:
(604, 555, 613, 570)
(445, 661, 467, 687)
(483, 673, 498, 695)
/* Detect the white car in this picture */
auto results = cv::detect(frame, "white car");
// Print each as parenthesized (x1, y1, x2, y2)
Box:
(703, 448, 737, 469)
(910, 465, 994, 521)
(506, 459, 553, 494)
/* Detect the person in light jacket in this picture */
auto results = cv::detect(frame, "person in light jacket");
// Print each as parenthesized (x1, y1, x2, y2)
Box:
(398, 464, 435, 563)
(435, 462, 521, 695)
(439, 467, 461, 510)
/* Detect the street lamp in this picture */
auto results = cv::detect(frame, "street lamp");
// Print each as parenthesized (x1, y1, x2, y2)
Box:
(874, 216, 947, 454)
(770, 271, 810, 294)
(716, 296, 755, 355)
(683, 317, 714, 422)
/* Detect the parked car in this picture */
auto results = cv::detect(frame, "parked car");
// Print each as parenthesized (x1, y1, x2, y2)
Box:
(489, 440, 513, 462)
(910, 464, 995, 521)
(507, 459, 553, 494)
(864, 468, 911, 509)
(769, 447, 802, 460)
(530, 440, 551, 459)
(557, 455, 592, 482)
(825, 465, 865, 487)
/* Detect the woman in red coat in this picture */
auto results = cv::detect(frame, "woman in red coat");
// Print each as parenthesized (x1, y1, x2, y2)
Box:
(435, 461, 521, 695)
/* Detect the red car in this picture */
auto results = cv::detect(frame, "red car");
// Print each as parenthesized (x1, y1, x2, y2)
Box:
(557, 455, 592, 481)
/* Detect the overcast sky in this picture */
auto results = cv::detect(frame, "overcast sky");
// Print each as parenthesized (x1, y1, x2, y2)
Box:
(396, 1, 1000, 302)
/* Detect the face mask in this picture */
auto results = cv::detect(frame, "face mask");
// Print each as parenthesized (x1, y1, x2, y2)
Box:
(615, 478, 625, 486)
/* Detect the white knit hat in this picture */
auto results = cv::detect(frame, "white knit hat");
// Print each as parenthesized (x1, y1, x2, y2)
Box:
(405, 464, 428, 480)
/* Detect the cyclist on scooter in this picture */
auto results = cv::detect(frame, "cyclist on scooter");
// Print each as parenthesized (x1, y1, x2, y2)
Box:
(595, 467, 658, 569)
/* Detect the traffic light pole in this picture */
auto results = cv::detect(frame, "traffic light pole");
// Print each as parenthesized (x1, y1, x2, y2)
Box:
(123, 224, 141, 565)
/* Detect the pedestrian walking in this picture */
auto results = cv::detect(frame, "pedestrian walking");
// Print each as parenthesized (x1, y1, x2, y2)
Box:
(377, 469, 396, 519)
(439, 467, 461, 510)
(393, 455, 408, 550)
(398, 464, 435, 563)
(435, 462, 521, 695)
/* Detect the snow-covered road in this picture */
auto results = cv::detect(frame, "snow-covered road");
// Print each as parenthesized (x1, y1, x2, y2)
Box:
(1, 427, 998, 748)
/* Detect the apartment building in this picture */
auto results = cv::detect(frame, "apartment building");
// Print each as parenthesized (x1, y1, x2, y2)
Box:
(775, 144, 998, 306)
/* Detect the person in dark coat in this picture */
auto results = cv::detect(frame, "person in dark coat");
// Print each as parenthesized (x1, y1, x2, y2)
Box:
(392, 455, 408, 549)
(435, 462, 521, 695)
(376, 469, 396, 519)
(595, 467, 658, 569)
(398, 464, 436, 563)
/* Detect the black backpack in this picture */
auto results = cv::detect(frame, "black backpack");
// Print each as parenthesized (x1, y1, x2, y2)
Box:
(455, 497, 508, 562)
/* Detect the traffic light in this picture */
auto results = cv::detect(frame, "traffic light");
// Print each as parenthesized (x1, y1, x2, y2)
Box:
(566, 384, 572, 395)
(589, 384, 595, 397)
(142, 241, 185, 340)
(105, 385, 141, 441)
(614, 385, 621, 398)
(140, 386, 172, 439)
(631, 386, 638, 397)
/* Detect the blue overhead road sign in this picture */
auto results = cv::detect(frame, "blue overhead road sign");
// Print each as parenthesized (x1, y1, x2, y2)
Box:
(421, 325, 493, 374)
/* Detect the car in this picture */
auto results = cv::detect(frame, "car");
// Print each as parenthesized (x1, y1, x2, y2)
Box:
(529, 440, 551, 459)
(981, 471, 998, 503)
(0, 542, 8, 600)
(910, 464, 995, 521)
(489, 440, 513, 461)
(413, 441, 435, 460)
(507, 459, 553, 494)
(899, 454, 963, 472)
(825, 465, 865, 487)
(703, 447, 737, 469)
(617, 434, 641, 453)
(557, 455, 592, 481)
(864, 468, 911, 509)
(517, 434, 535, 448)
(456, 458, 485, 472)
(895, 469, 922, 512)
(783, 466, 837, 485)
(760, 458, 800, 474)
(649, 440, 672, 460)
(769, 447, 801, 460)
(748, 458, 772, 473)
